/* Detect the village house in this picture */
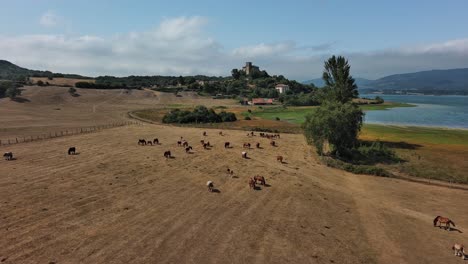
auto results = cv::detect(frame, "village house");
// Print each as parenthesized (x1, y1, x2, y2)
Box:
(275, 84, 289, 94)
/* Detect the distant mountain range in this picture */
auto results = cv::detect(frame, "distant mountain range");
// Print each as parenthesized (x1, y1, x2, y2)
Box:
(304, 68, 468, 95)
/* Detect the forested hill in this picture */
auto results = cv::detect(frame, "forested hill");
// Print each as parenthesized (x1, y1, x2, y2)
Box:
(0, 60, 90, 80)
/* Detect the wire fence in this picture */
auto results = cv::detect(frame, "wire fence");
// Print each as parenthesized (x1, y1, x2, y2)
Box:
(0, 121, 140, 146)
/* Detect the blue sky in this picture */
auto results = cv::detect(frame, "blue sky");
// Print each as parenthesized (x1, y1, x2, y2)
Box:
(1, 0, 468, 80)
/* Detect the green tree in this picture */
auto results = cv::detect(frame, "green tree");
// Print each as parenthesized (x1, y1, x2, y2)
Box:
(231, 69, 240, 80)
(303, 101, 363, 156)
(178, 76, 185, 86)
(322, 55, 358, 103)
(5, 85, 22, 99)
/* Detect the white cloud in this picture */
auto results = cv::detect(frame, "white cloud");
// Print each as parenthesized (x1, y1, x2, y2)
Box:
(1, 16, 468, 80)
(39, 11, 60, 27)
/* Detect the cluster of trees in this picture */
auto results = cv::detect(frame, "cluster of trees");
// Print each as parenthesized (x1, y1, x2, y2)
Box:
(0, 80, 22, 99)
(94, 75, 225, 89)
(75, 81, 128, 89)
(162, 105, 237, 124)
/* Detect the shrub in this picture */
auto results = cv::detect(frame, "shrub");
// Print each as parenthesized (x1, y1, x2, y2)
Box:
(162, 105, 236, 124)
(275, 117, 280, 121)
(244, 116, 252, 120)
(37, 80, 45, 86)
(321, 156, 392, 177)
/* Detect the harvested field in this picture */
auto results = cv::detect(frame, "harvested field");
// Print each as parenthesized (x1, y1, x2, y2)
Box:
(1, 124, 468, 263)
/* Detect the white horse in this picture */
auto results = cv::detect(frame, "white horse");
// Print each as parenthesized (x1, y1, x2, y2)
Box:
(453, 243, 467, 259)
(242, 151, 247, 159)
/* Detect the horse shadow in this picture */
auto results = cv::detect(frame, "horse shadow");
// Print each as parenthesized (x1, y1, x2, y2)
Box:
(211, 188, 221, 193)
(448, 227, 463, 233)
(70, 152, 81, 155)
(280, 161, 288, 164)
(243, 157, 251, 160)
(263, 183, 271, 187)
(254, 186, 262, 191)
(5, 157, 17, 161)
(256, 147, 263, 149)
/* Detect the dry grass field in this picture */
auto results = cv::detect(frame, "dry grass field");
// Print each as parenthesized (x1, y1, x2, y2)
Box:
(1, 86, 468, 263)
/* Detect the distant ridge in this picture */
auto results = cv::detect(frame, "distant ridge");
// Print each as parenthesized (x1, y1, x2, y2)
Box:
(303, 68, 468, 95)
(0, 60, 91, 80)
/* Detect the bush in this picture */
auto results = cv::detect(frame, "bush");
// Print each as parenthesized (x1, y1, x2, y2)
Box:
(244, 116, 252, 120)
(321, 156, 392, 177)
(162, 105, 237, 124)
(275, 117, 280, 121)
(375, 96, 384, 104)
(68, 87, 77, 95)
(37, 80, 45, 86)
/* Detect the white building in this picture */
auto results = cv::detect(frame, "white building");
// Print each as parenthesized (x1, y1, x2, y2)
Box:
(275, 84, 289, 94)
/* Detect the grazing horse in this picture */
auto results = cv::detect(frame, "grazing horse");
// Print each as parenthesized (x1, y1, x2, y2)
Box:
(219, 131, 223, 136)
(254, 175, 266, 186)
(153, 138, 159, 145)
(242, 151, 248, 159)
(177, 141, 182, 147)
(203, 143, 210, 149)
(203, 131, 207, 136)
(243, 143, 251, 149)
(207, 181, 214, 192)
(182, 141, 189, 147)
(453, 244, 466, 259)
(433, 216, 456, 230)
(277, 155, 283, 163)
(185, 146, 192, 153)
(164, 151, 172, 159)
(3, 152, 13, 160)
(147, 141, 153, 146)
(138, 139, 147, 145)
(68, 147, 76, 155)
(256, 142, 260, 148)
(270, 141, 276, 147)
(200, 140, 205, 145)
(224, 142, 230, 148)
(249, 178, 256, 189)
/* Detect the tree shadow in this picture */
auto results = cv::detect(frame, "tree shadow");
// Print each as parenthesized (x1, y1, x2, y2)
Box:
(11, 97, 30, 103)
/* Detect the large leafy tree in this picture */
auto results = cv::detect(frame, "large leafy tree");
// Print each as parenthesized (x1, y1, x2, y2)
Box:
(303, 55, 364, 157)
(303, 101, 363, 156)
(322, 55, 358, 103)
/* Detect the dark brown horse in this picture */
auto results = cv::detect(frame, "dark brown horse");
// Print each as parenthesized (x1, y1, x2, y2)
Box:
(243, 143, 251, 149)
(185, 146, 193, 153)
(138, 139, 147, 145)
(182, 141, 189, 147)
(254, 175, 266, 186)
(3, 152, 13, 160)
(270, 141, 276, 147)
(433, 216, 456, 230)
(147, 141, 153, 146)
(68, 147, 76, 155)
(164, 151, 172, 159)
(256, 142, 260, 148)
(224, 142, 230, 148)
(249, 178, 256, 189)
(153, 138, 159, 144)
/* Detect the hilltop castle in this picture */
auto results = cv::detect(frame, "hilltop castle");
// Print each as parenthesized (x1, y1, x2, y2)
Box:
(241, 62, 260, 76)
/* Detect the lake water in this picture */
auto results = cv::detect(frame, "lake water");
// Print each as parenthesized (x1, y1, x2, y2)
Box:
(360, 94, 468, 129)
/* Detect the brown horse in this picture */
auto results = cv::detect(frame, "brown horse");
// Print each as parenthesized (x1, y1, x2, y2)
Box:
(433, 216, 456, 230)
(153, 138, 159, 145)
(68, 147, 76, 155)
(224, 142, 230, 148)
(276, 155, 283, 163)
(138, 139, 146, 145)
(243, 143, 251, 149)
(249, 178, 256, 189)
(203, 131, 207, 136)
(254, 175, 266, 186)
(270, 141, 276, 147)
(182, 141, 189, 147)
(164, 151, 172, 159)
(177, 141, 182, 146)
(147, 141, 153, 146)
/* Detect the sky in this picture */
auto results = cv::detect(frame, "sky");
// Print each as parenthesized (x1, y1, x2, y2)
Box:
(1, 0, 468, 80)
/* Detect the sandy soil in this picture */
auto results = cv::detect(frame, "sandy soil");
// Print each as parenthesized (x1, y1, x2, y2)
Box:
(1, 86, 467, 263)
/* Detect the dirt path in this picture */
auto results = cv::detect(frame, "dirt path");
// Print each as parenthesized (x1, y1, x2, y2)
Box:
(1, 124, 467, 263)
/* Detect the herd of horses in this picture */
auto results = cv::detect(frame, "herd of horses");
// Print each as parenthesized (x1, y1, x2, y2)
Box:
(3, 128, 466, 259)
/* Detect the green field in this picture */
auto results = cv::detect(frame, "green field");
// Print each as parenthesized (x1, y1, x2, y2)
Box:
(362, 124, 468, 145)
(244, 102, 414, 124)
